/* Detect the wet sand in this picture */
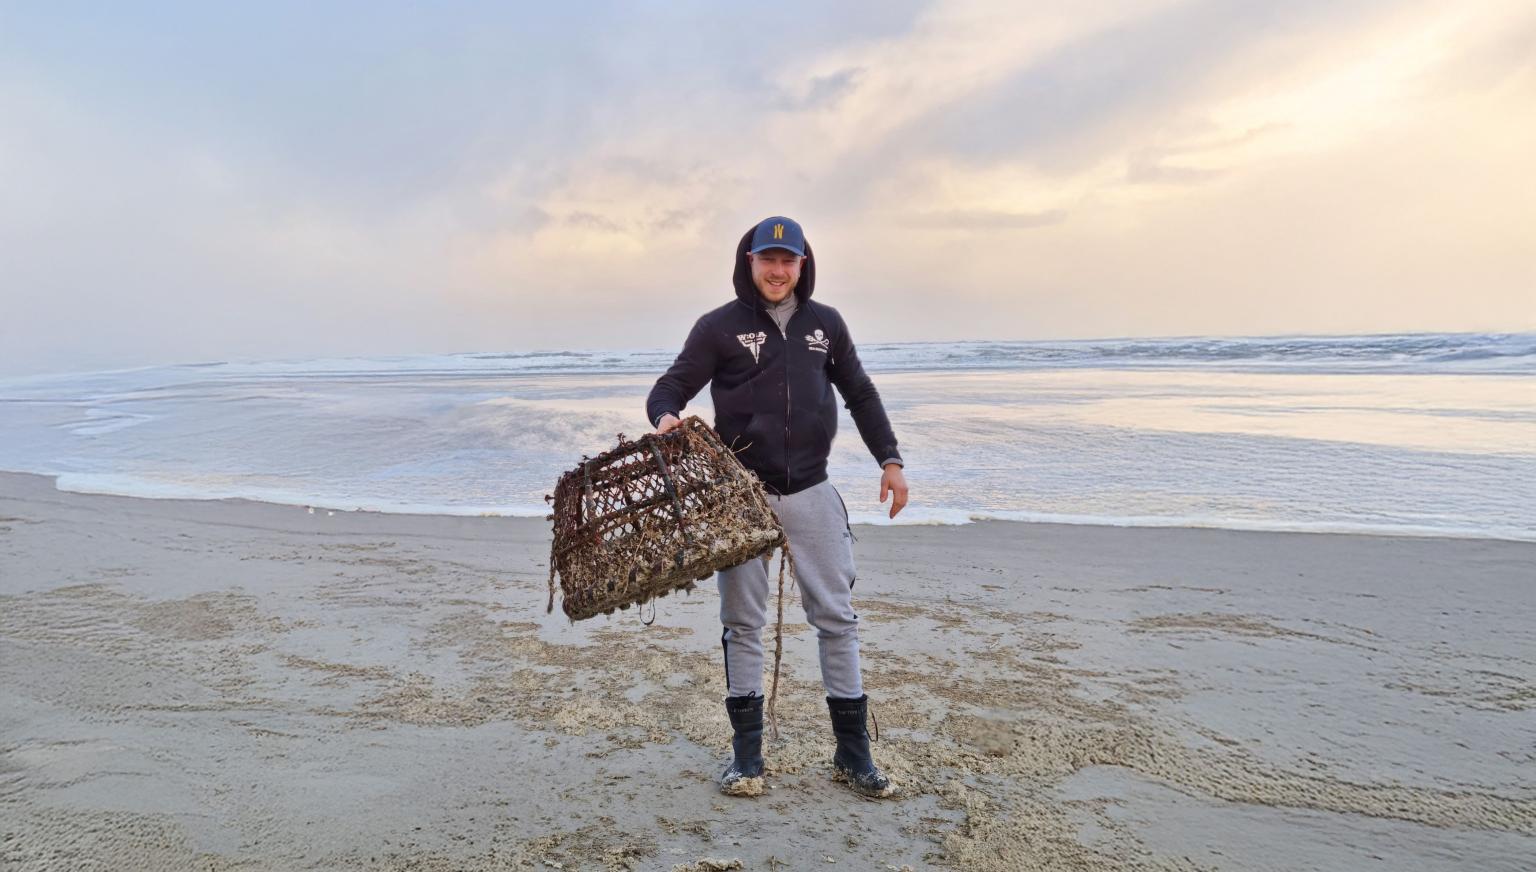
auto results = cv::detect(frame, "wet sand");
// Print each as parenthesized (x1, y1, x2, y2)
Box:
(1, 470, 1532, 870)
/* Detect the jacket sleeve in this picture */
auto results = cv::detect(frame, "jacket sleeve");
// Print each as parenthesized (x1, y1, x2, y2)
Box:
(646, 315, 718, 427)
(824, 307, 902, 467)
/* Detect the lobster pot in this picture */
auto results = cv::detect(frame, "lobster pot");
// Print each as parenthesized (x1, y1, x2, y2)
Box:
(546, 416, 784, 621)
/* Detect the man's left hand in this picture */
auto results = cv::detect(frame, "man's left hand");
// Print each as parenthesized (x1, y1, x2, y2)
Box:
(879, 464, 908, 519)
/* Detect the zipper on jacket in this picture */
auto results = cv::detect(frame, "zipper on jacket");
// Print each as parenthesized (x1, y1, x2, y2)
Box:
(759, 305, 793, 495)
(782, 310, 792, 494)
(784, 369, 792, 494)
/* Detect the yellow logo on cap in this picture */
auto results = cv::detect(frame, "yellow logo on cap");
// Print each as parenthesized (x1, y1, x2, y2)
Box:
(773, 223, 784, 240)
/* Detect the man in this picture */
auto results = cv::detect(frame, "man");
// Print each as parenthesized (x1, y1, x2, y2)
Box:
(646, 216, 908, 799)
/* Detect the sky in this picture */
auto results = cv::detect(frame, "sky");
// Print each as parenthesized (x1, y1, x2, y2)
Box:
(2, 0, 1533, 377)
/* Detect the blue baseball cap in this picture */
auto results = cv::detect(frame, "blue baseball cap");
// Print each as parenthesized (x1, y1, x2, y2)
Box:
(748, 216, 806, 256)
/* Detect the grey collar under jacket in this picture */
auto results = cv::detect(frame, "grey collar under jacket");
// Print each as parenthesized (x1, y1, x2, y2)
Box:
(765, 294, 799, 338)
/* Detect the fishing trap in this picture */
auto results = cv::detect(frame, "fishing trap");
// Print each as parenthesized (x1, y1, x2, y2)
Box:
(545, 416, 785, 621)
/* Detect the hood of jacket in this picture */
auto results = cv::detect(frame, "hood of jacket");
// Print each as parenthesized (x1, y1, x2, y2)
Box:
(732, 225, 816, 309)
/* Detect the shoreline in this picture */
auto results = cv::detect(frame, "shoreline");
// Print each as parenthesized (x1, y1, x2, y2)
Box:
(6, 469, 1530, 545)
(3, 467, 1533, 870)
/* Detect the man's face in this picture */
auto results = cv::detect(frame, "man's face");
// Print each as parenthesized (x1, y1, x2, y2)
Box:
(748, 248, 804, 304)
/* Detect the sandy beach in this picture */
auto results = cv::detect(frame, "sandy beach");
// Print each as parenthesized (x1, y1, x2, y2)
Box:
(1, 469, 1532, 870)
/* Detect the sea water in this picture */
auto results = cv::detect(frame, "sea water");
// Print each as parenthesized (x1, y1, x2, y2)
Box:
(1, 332, 1532, 540)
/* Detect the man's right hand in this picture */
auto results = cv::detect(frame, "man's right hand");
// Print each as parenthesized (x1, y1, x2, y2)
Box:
(654, 413, 682, 434)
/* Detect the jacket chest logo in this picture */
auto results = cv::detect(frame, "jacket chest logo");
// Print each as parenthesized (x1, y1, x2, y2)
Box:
(805, 329, 830, 354)
(737, 331, 767, 363)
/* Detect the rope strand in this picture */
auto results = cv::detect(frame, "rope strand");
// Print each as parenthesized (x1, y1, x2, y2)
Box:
(546, 562, 556, 614)
(765, 537, 796, 740)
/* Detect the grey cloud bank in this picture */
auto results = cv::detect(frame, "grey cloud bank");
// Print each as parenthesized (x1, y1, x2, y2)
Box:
(1, 1, 1532, 377)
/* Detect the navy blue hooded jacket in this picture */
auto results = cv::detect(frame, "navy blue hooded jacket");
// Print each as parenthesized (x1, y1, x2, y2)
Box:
(645, 226, 902, 496)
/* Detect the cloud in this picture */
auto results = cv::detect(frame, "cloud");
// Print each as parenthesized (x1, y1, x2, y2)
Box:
(1, 0, 1534, 377)
(907, 209, 1069, 230)
(774, 67, 865, 112)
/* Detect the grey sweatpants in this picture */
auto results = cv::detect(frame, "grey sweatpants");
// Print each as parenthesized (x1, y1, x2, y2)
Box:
(718, 479, 863, 699)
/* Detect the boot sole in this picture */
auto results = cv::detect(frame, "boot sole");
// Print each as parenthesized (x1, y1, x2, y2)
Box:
(719, 775, 765, 797)
(831, 767, 898, 799)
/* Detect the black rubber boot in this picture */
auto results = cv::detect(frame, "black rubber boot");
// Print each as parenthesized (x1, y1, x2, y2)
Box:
(827, 694, 897, 798)
(720, 695, 765, 796)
